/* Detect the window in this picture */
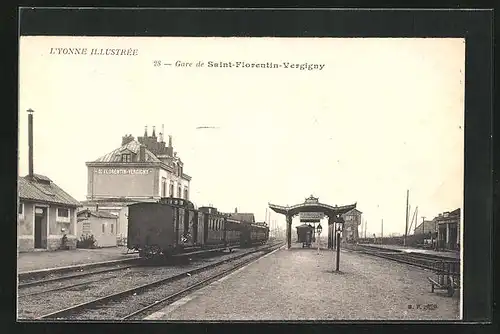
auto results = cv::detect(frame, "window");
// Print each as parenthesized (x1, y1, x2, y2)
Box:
(169, 183, 174, 197)
(58, 208, 69, 217)
(121, 154, 131, 162)
(178, 186, 181, 198)
(18, 203, 23, 215)
(161, 177, 167, 197)
(102, 224, 105, 233)
(184, 188, 188, 200)
(111, 224, 114, 233)
(57, 208, 70, 222)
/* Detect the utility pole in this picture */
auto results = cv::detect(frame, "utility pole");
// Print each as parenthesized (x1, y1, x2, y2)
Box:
(381, 218, 384, 240)
(421, 216, 426, 245)
(364, 220, 367, 239)
(404, 189, 409, 246)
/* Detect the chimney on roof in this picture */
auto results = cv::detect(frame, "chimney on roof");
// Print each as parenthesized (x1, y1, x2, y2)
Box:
(27, 109, 34, 179)
(161, 124, 165, 142)
(152, 126, 156, 137)
(235, 207, 238, 213)
(122, 134, 134, 146)
(167, 135, 173, 156)
(144, 126, 148, 137)
(139, 144, 146, 162)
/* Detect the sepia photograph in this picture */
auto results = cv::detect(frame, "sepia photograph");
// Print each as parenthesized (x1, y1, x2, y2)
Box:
(17, 35, 464, 321)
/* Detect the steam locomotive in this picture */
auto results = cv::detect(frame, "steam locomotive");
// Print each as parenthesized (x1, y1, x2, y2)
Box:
(127, 197, 269, 258)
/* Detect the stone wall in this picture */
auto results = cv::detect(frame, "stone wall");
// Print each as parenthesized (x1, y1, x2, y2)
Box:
(18, 236, 34, 252)
(47, 235, 77, 250)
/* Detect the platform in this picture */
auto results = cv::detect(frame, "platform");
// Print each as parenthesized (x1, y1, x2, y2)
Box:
(144, 244, 460, 321)
(17, 246, 138, 273)
(360, 244, 460, 260)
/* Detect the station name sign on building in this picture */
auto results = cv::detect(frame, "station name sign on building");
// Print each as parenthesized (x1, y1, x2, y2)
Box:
(299, 212, 324, 223)
(94, 168, 151, 175)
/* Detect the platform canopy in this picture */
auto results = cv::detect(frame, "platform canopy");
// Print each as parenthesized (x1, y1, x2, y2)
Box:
(268, 195, 356, 222)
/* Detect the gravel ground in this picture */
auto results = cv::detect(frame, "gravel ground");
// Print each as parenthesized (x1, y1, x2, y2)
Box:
(64, 250, 270, 320)
(158, 245, 460, 321)
(17, 244, 280, 320)
(18, 247, 138, 272)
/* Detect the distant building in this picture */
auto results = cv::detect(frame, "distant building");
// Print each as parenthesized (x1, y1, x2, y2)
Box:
(413, 219, 438, 235)
(82, 126, 192, 241)
(77, 209, 119, 248)
(435, 208, 460, 251)
(18, 175, 81, 252)
(341, 208, 362, 241)
(226, 207, 256, 224)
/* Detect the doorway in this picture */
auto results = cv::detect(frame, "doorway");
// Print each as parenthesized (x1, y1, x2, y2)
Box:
(34, 207, 47, 249)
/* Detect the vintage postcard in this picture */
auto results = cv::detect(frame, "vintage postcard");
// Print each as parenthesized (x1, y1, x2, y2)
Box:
(18, 36, 464, 321)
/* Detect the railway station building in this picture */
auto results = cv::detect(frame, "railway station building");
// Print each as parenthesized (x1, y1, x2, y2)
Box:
(82, 126, 192, 242)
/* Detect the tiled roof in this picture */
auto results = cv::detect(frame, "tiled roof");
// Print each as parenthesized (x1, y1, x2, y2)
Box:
(18, 174, 81, 207)
(77, 209, 118, 219)
(91, 140, 161, 163)
(227, 213, 255, 223)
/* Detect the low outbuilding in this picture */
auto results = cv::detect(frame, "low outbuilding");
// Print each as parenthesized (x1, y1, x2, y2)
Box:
(18, 174, 81, 251)
(77, 209, 119, 247)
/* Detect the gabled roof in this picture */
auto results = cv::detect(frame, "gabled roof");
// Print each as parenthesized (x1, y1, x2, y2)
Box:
(91, 140, 161, 163)
(227, 213, 255, 224)
(343, 208, 363, 215)
(19, 174, 81, 207)
(77, 209, 118, 220)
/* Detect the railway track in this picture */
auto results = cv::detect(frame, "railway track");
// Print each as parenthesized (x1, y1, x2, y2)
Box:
(18, 261, 140, 289)
(35, 242, 283, 320)
(344, 244, 459, 271)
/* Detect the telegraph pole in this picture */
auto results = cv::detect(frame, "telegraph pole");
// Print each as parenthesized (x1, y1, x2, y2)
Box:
(404, 190, 409, 246)
(381, 218, 384, 240)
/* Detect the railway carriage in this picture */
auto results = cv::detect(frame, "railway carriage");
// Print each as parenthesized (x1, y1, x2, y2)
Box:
(225, 218, 243, 250)
(127, 198, 269, 258)
(199, 206, 226, 248)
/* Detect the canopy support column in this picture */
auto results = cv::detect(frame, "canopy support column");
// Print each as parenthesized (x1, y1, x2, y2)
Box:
(286, 214, 292, 249)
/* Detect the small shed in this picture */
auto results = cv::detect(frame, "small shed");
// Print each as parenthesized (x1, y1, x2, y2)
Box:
(77, 209, 119, 247)
(296, 224, 315, 245)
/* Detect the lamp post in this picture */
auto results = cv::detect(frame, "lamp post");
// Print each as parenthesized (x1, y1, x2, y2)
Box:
(316, 223, 322, 254)
(334, 215, 345, 271)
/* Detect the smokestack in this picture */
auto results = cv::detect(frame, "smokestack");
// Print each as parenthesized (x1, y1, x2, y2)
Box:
(235, 207, 238, 213)
(27, 109, 34, 178)
(161, 124, 165, 141)
(168, 135, 172, 148)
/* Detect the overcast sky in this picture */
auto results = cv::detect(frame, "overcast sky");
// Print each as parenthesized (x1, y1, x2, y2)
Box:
(19, 37, 464, 236)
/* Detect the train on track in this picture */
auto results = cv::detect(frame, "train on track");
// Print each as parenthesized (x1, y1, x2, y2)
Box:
(127, 197, 269, 258)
